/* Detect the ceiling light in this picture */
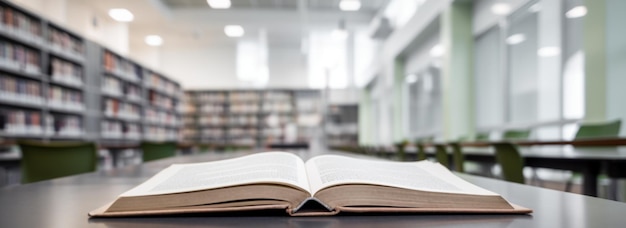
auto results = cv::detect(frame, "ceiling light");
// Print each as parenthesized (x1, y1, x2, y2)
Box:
(566, 6, 587, 18)
(207, 0, 231, 9)
(506, 34, 526, 45)
(339, 0, 361, 11)
(491, 3, 512, 15)
(430, 44, 445, 58)
(528, 3, 541, 13)
(224, 25, 244, 37)
(108, 8, 134, 22)
(537, 47, 561, 57)
(406, 74, 418, 84)
(145, 35, 163, 46)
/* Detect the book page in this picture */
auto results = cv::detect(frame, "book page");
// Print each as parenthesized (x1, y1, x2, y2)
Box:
(305, 155, 499, 196)
(121, 152, 310, 197)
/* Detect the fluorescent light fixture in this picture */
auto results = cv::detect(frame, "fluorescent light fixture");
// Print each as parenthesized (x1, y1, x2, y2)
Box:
(506, 33, 526, 45)
(224, 25, 244, 37)
(207, 0, 231, 9)
(537, 47, 561, 57)
(430, 44, 445, 58)
(406, 74, 418, 84)
(528, 3, 541, 13)
(566, 6, 587, 18)
(145, 35, 163, 46)
(339, 0, 361, 11)
(108, 8, 134, 22)
(491, 3, 512, 15)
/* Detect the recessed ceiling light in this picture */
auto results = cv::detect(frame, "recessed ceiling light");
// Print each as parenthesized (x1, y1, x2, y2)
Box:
(491, 3, 512, 15)
(537, 47, 561, 57)
(224, 25, 244, 37)
(207, 0, 231, 9)
(506, 33, 526, 45)
(145, 35, 163, 46)
(108, 8, 134, 22)
(405, 74, 418, 84)
(339, 0, 361, 11)
(430, 44, 445, 58)
(566, 6, 587, 18)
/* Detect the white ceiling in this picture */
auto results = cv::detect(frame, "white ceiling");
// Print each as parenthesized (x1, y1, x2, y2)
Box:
(85, 0, 388, 48)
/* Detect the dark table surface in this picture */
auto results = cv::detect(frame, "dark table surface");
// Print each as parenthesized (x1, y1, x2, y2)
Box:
(2, 150, 626, 227)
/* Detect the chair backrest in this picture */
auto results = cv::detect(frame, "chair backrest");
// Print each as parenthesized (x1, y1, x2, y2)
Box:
(493, 142, 525, 184)
(450, 143, 464, 173)
(575, 120, 622, 139)
(475, 132, 490, 141)
(141, 141, 177, 162)
(18, 141, 97, 184)
(434, 144, 449, 168)
(503, 129, 531, 140)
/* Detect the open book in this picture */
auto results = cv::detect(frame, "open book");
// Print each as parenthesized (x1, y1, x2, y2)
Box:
(89, 152, 531, 217)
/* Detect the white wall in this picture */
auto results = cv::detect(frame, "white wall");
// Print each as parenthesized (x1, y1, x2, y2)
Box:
(267, 47, 308, 88)
(159, 44, 239, 89)
(606, 0, 626, 136)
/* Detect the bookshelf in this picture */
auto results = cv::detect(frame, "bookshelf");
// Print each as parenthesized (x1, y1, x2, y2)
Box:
(183, 89, 322, 147)
(0, 1, 182, 143)
(326, 104, 359, 146)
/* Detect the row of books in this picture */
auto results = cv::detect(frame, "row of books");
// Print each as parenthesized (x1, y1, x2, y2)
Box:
(145, 73, 179, 96)
(0, 74, 42, 105)
(264, 92, 291, 101)
(144, 126, 178, 141)
(296, 99, 320, 113)
(191, 92, 226, 103)
(101, 120, 141, 139)
(182, 128, 197, 137)
(262, 102, 293, 113)
(0, 5, 43, 45)
(199, 104, 224, 114)
(50, 114, 82, 137)
(198, 116, 224, 125)
(1, 109, 43, 135)
(0, 39, 41, 74)
(148, 91, 175, 110)
(1, 109, 83, 136)
(103, 98, 141, 121)
(229, 127, 258, 137)
(229, 92, 261, 102)
(103, 51, 142, 82)
(201, 128, 224, 138)
(50, 57, 82, 86)
(48, 27, 83, 58)
(230, 103, 260, 113)
(48, 85, 83, 111)
(101, 76, 143, 101)
(145, 108, 180, 126)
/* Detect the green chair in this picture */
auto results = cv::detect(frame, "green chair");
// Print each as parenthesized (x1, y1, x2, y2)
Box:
(450, 142, 464, 173)
(503, 129, 531, 140)
(574, 120, 621, 139)
(141, 141, 177, 162)
(434, 144, 449, 168)
(475, 132, 490, 141)
(415, 143, 427, 161)
(493, 142, 525, 184)
(565, 120, 622, 193)
(18, 141, 97, 184)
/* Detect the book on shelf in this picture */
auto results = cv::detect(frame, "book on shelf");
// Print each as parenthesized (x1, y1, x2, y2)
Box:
(89, 152, 531, 217)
